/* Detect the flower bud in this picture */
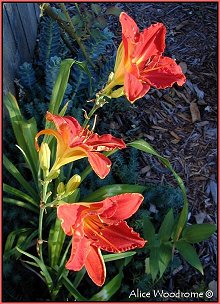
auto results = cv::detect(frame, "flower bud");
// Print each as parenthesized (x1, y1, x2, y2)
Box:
(66, 174, 81, 195)
(39, 143, 51, 171)
(46, 169, 60, 181)
(57, 182, 65, 195)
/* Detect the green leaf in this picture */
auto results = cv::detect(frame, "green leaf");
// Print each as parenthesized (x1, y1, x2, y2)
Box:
(105, 6, 122, 16)
(91, 3, 102, 15)
(62, 276, 87, 301)
(20, 118, 39, 179)
(128, 139, 188, 241)
(4, 94, 39, 184)
(3, 183, 38, 206)
(158, 209, 174, 241)
(182, 224, 216, 243)
(149, 247, 159, 282)
(143, 217, 155, 243)
(73, 268, 86, 288)
(49, 59, 75, 115)
(48, 218, 66, 267)
(158, 244, 172, 278)
(16, 247, 53, 291)
(4, 228, 32, 254)
(103, 251, 136, 262)
(83, 184, 146, 202)
(90, 271, 123, 301)
(176, 240, 204, 274)
(3, 197, 38, 214)
(3, 154, 39, 201)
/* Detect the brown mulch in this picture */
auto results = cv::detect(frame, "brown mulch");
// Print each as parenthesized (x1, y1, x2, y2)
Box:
(88, 2, 217, 293)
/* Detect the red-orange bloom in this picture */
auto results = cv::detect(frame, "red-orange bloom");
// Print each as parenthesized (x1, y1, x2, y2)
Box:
(57, 193, 146, 286)
(35, 112, 126, 179)
(102, 12, 186, 103)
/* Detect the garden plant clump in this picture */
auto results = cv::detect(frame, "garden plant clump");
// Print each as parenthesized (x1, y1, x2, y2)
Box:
(3, 3, 217, 301)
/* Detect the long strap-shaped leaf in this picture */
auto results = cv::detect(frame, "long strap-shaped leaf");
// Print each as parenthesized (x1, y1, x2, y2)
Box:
(128, 139, 188, 241)
(3, 183, 38, 206)
(61, 276, 87, 301)
(83, 184, 146, 202)
(3, 198, 38, 214)
(90, 271, 124, 301)
(3, 155, 39, 201)
(16, 247, 53, 292)
(48, 59, 75, 115)
(4, 93, 39, 183)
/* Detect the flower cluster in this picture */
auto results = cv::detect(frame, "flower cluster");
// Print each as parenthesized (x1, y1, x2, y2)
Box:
(36, 12, 186, 286)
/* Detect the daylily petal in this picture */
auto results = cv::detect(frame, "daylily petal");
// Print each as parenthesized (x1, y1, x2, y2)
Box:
(124, 71, 150, 103)
(46, 111, 82, 144)
(133, 23, 166, 65)
(53, 146, 88, 170)
(120, 12, 139, 64)
(100, 193, 144, 222)
(35, 129, 66, 158)
(142, 56, 186, 88)
(85, 220, 146, 253)
(85, 246, 106, 286)
(120, 12, 139, 43)
(87, 151, 111, 179)
(114, 41, 125, 73)
(86, 134, 126, 151)
(57, 204, 88, 235)
(66, 236, 91, 271)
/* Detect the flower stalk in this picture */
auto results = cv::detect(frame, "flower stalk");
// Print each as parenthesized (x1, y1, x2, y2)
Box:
(41, 3, 95, 69)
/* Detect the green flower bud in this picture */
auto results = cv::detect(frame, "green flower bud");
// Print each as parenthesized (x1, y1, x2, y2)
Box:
(39, 143, 51, 171)
(46, 169, 60, 181)
(57, 182, 65, 195)
(66, 174, 81, 195)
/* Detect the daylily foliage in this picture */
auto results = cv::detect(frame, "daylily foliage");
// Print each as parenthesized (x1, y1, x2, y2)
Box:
(57, 193, 146, 286)
(102, 12, 186, 102)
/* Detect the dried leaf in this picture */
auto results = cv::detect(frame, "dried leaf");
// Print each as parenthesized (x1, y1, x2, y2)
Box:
(208, 280, 217, 299)
(175, 20, 189, 31)
(149, 204, 158, 214)
(210, 180, 217, 205)
(177, 113, 191, 122)
(91, 3, 102, 15)
(170, 131, 181, 140)
(190, 102, 201, 123)
(163, 94, 176, 105)
(195, 212, 206, 224)
(105, 6, 122, 16)
(140, 165, 151, 174)
(151, 126, 168, 131)
(179, 62, 187, 74)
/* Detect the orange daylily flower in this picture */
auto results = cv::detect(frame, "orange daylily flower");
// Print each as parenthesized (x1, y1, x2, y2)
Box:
(35, 112, 126, 179)
(57, 193, 146, 286)
(102, 12, 186, 103)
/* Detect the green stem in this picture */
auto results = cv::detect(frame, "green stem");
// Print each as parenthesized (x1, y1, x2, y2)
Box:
(38, 181, 49, 261)
(59, 3, 96, 69)
(82, 104, 99, 128)
(42, 3, 95, 68)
